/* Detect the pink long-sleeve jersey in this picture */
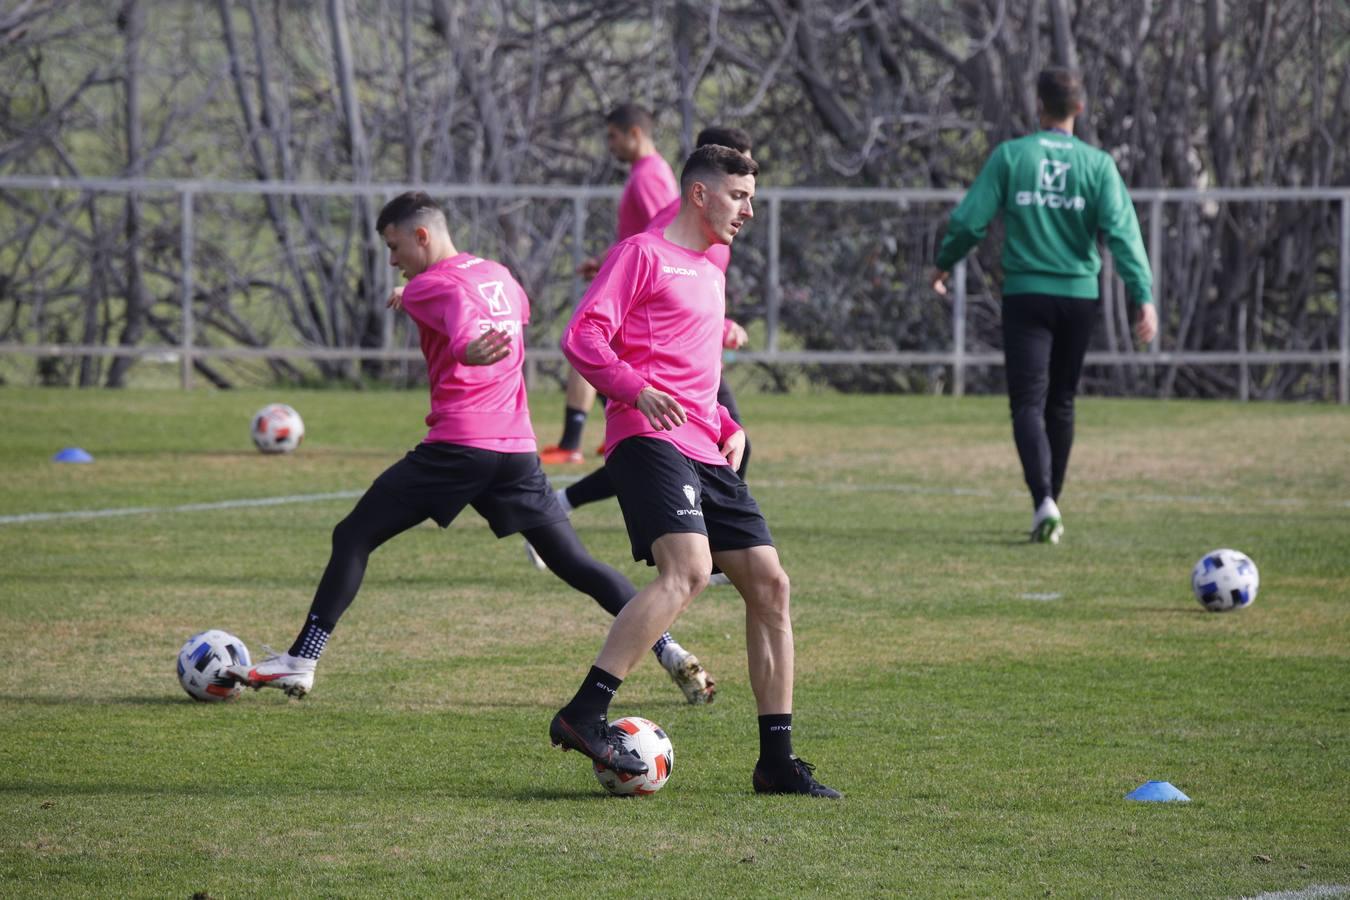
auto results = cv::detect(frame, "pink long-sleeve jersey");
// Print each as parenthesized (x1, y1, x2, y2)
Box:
(616, 153, 679, 242)
(562, 232, 740, 466)
(398, 253, 536, 452)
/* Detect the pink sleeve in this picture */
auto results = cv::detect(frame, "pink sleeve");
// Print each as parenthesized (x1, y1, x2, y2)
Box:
(716, 404, 742, 442)
(561, 243, 652, 404)
(444, 288, 482, 364)
(721, 318, 735, 346)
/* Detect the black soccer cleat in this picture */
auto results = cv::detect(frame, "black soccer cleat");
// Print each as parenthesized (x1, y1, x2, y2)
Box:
(752, 757, 842, 798)
(549, 710, 648, 776)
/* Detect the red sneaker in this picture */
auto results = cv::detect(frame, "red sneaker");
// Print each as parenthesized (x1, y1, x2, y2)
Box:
(539, 445, 585, 465)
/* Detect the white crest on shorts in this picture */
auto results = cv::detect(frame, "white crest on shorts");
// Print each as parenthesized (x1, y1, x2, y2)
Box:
(682, 484, 697, 508)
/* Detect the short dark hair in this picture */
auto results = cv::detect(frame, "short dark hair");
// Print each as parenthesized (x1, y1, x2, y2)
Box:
(679, 144, 759, 194)
(376, 191, 444, 233)
(1037, 68, 1084, 120)
(605, 103, 654, 134)
(695, 126, 753, 154)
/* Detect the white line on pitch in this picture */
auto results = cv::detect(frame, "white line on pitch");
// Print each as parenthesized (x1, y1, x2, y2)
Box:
(0, 474, 585, 527)
(0, 491, 366, 525)
(1242, 885, 1350, 900)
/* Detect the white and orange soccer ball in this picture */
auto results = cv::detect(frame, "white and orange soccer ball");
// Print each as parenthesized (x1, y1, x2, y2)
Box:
(593, 716, 675, 796)
(250, 403, 305, 454)
(176, 630, 251, 702)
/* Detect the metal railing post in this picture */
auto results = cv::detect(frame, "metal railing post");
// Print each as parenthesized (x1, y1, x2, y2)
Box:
(952, 259, 967, 397)
(1340, 196, 1349, 404)
(179, 189, 195, 389)
(766, 194, 781, 353)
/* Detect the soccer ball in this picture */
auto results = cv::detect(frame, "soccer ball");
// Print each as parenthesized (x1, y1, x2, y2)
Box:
(593, 716, 675, 796)
(251, 403, 305, 454)
(176, 630, 251, 702)
(1191, 548, 1259, 611)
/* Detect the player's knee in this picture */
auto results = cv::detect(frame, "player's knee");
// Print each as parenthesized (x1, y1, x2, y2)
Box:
(748, 567, 791, 619)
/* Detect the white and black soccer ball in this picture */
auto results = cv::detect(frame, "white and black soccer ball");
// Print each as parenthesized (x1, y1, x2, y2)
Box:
(593, 716, 675, 796)
(250, 403, 305, 454)
(1191, 548, 1259, 612)
(176, 630, 251, 702)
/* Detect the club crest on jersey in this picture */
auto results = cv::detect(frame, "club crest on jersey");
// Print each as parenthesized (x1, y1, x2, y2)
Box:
(477, 281, 512, 316)
(662, 265, 698, 277)
(1038, 159, 1071, 192)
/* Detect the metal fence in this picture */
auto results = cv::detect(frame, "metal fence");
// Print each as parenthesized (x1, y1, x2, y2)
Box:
(1, 175, 1347, 402)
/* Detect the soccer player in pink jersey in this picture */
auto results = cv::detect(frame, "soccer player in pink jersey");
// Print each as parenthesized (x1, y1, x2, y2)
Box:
(535, 128, 754, 587)
(225, 192, 713, 704)
(540, 103, 679, 466)
(547, 148, 841, 796)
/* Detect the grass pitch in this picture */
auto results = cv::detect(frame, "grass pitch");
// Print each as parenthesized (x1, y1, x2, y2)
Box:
(1, 386, 1347, 898)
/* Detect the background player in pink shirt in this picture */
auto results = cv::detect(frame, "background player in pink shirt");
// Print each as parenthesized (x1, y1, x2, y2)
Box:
(548, 148, 840, 797)
(540, 103, 679, 466)
(226, 192, 713, 705)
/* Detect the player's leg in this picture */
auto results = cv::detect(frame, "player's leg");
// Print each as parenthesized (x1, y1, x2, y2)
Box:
(481, 451, 715, 704)
(1002, 294, 1060, 542)
(560, 465, 617, 511)
(1045, 297, 1098, 507)
(703, 465, 839, 798)
(539, 368, 596, 463)
(549, 438, 713, 769)
(228, 487, 432, 696)
(229, 445, 479, 697)
(549, 531, 711, 772)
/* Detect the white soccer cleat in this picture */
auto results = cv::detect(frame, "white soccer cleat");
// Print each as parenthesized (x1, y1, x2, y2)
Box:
(663, 650, 716, 705)
(708, 572, 733, 587)
(1030, 498, 1064, 545)
(523, 539, 549, 572)
(225, 649, 316, 699)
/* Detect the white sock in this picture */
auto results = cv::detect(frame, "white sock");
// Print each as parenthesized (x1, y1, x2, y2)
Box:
(1034, 497, 1061, 525)
(555, 487, 573, 515)
(654, 637, 686, 668)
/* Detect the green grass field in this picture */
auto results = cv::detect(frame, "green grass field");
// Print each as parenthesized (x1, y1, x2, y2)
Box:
(1, 387, 1347, 899)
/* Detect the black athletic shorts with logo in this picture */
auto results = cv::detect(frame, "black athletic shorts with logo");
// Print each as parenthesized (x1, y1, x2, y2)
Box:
(604, 436, 774, 565)
(370, 442, 568, 537)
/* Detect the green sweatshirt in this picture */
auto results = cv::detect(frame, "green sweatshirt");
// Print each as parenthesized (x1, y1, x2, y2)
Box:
(936, 130, 1153, 306)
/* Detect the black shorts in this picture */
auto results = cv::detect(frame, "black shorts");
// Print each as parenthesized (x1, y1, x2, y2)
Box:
(604, 436, 773, 565)
(370, 442, 568, 537)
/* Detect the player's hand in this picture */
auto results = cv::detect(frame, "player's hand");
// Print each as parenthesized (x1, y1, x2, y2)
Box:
(576, 257, 601, 280)
(720, 428, 746, 471)
(1135, 303, 1158, 344)
(386, 285, 405, 310)
(463, 327, 513, 366)
(635, 386, 687, 431)
(723, 320, 749, 350)
(930, 269, 950, 297)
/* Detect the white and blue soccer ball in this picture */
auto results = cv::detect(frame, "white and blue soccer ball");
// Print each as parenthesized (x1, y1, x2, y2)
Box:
(176, 630, 251, 702)
(250, 403, 305, 454)
(593, 716, 675, 796)
(1191, 548, 1259, 612)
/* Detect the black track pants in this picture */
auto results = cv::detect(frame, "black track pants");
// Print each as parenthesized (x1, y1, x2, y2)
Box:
(1001, 293, 1098, 509)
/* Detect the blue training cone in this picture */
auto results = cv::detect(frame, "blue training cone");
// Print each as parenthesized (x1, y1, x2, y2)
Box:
(52, 447, 94, 463)
(1125, 780, 1190, 802)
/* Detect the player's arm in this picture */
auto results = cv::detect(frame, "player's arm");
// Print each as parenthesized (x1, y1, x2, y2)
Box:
(933, 144, 1009, 294)
(437, 283, 514, 367)
(1097, 160, 1157, 342)
(562, 242, 659, 408)
(716, 403, 745, 469)
(722, 319, 748, 350)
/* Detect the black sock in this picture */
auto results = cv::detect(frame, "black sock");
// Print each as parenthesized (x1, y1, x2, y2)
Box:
(563, 665, 622, 720)
(758, 713, 794, 765)
(288, 615, 335, 661)
(559, 406, 588, 451)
